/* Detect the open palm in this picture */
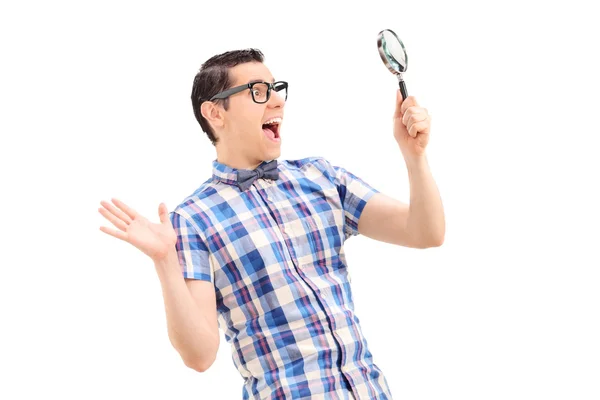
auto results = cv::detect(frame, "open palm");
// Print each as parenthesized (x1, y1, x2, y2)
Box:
(98, 198, 177, 261)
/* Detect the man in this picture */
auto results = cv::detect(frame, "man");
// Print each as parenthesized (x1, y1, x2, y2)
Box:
(98, 48, 444, 399)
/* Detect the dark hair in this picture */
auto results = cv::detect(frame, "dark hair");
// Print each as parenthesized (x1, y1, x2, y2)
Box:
(190, 48, 265, 145)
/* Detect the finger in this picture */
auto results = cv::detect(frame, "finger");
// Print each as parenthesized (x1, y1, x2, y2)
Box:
(98, 207, 128, 231)
(403, 109, 428, 126)
(394, 90, 404, 118)
(408, 123, 418, 137)
(99, 225, 128, 242)
(100, 200, 132, 224)
(158, 203, 170, 225)
(111, 198, 138, 220)
(408, 120, 430, 137)
(400, 96, 419, 116)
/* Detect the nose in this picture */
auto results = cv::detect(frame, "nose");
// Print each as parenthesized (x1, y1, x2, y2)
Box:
(268, 90, 286, 108)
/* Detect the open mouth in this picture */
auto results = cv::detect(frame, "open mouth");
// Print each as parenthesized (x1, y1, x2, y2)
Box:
(262, 117, 281, 142)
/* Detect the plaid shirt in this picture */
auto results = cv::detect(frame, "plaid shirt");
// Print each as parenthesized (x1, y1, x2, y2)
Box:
(169, 156, 393, 399)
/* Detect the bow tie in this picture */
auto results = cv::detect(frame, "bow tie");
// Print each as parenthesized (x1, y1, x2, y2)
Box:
(236, 160, 279, 191)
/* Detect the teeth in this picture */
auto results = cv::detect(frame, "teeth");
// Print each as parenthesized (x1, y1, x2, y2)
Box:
(263, 117, 282, 125)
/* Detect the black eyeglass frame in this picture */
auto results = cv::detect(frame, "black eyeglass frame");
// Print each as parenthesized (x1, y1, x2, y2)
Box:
(208, 81, 288, 104)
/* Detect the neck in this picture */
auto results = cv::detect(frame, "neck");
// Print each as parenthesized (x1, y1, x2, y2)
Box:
(216, 146, 264, 170)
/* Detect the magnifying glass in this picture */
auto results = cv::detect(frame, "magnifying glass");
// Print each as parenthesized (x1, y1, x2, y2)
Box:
(377, 29, 409, 100)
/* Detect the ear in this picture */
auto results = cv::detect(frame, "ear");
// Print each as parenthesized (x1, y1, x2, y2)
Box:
(200, 101, 225, 129)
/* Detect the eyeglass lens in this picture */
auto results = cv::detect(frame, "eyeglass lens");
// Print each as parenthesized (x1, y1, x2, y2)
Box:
(251, 82, 287, 103)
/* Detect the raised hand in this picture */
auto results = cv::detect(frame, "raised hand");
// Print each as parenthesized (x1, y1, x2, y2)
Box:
(98, 198, 177, 261)
(393, 91, 431, 159)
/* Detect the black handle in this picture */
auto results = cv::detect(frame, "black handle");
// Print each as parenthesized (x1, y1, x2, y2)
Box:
(398, 79, 408, 100)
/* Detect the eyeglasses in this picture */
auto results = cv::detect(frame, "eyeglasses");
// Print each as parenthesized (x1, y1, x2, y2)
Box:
(209, 81, 288, 104)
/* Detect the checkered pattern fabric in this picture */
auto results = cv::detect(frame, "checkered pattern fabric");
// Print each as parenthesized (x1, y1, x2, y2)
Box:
(170, 156, 393, 399)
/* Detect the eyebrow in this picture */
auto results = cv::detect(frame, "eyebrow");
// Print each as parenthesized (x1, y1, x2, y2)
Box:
(247, 78, 276, 84)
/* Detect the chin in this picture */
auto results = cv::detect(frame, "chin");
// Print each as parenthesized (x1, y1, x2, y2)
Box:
(266, 148, 281, 160)
(256, 135, 280, 160)
(261, 147, 280, 161)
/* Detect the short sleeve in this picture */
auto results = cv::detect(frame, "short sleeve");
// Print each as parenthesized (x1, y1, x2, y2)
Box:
(313, 157, 381, 239)
(169, 211, 213, 282)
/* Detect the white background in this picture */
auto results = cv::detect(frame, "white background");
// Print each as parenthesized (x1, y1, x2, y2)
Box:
(1, 0, 599, 399)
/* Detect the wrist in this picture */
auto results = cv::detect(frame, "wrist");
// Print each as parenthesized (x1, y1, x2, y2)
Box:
(153, 249, 179, 271)
(402, 151, 428, 171)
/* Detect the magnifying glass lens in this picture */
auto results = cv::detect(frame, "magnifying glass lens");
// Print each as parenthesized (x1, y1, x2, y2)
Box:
(377, 29, 409, 98)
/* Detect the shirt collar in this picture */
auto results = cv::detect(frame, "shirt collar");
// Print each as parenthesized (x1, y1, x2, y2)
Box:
(211, 158, 277, 186)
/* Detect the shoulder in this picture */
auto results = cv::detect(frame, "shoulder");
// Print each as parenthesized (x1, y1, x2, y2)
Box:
(278, 156, 341, 193)
(169, 178, 220, 230)
(281, 155, 326, 168)
(280, 156, 335, 177)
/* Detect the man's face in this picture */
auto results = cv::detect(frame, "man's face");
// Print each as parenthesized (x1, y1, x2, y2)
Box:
(218, 62, 286, 167)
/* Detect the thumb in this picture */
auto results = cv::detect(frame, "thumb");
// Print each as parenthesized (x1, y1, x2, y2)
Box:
(158, 202, 169, 224)
(394, 89, 404, 118)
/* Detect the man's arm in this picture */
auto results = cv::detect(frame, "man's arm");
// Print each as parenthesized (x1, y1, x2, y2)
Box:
(98, 199, 220, 372)
(358, 154, 445, 248)
(154, 250, 220, 372)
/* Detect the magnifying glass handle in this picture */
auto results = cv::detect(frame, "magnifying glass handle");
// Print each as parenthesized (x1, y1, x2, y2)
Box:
(398, 80, 408, 101)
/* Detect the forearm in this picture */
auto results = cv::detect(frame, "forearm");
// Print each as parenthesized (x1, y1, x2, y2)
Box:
(404, 152, 445, 246)
(153, 251, 218, 369)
